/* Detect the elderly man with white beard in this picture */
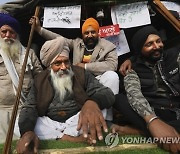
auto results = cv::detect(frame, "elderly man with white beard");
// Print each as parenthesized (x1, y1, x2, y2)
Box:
(16, 37, 115, 154)
(0, 13, 42, 143)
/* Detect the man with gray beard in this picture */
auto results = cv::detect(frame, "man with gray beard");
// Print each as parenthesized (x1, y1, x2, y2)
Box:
(0, 13, 42, 143)
(30, 16, 119, 124)
(16, 37, 115, 154)
(50, 67, 74, 103)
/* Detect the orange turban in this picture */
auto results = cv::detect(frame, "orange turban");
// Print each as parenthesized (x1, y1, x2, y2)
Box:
(82, 17, 99, 34)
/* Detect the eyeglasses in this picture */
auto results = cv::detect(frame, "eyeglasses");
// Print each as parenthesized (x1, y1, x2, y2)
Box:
(52, 59, 70, 67)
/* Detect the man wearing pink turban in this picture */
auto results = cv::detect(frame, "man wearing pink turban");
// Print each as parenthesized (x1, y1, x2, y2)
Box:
(30, 16, 119, 95)
(30, 17, 119, 131)
(16, 37, 115, 153)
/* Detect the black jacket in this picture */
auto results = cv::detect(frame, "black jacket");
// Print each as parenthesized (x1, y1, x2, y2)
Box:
(133, 47, 180, 108)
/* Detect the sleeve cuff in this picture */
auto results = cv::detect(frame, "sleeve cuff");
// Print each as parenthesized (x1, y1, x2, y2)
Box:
(84, 63, 87, 70)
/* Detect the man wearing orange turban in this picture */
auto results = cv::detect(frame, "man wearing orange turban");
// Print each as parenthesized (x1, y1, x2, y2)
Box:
(81, 17, 99, 34)
(30, 16, 119, 144)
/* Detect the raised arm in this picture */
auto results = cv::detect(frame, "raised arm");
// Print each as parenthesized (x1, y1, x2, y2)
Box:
(29, 16, 60, 40)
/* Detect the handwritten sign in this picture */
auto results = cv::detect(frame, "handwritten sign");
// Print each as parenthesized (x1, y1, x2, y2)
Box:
(43, 5, 81, 28)
(0, 0, 16, 5)
(111, 2, 151, 28)
(99, 24, 120, 38)
(162, 1, 180, 13)
(104, 30, 130, 56)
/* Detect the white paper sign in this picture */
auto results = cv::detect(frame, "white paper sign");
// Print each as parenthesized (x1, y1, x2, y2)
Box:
(43, 5, 81, 28)
(105, 30, 130, 56)
(0, 0, 16, 5)
(161, 1, 180, 13)
(111, 2, 151, 28)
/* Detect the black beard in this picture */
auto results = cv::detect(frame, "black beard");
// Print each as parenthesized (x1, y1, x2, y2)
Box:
(83, 37, 98, 49)
(142, 48, 163, 63)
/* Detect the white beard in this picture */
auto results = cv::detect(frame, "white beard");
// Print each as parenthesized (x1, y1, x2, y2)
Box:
(50, 68, 74, 102)
(0, 36, 21, 59)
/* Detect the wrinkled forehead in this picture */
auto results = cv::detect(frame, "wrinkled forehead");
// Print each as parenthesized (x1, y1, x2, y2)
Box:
(0, 25, 16, 32)
(53, 55, 70, 62)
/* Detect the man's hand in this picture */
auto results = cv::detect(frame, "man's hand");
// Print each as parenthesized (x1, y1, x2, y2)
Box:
(148, 118, 180, 153)
(77, 100, 108, 144)
(119, 59, 132, 76)
(29, 16, 41, 33)
(16, 131, 39, 154)
(75, 63, 85, 69)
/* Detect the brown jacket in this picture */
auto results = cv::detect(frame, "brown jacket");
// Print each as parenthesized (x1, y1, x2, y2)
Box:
(34, 66, 89, 116)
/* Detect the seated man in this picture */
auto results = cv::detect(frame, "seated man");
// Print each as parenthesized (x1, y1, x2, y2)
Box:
(16, 37, 115, 153)
(115, 25, 180, 153)
(30, 16, 119, 94)
(30, 16, 119, 123)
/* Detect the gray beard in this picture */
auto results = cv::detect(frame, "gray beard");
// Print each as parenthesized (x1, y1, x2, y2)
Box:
(0, 37, 21, 59)
(50, 68, 74, 103)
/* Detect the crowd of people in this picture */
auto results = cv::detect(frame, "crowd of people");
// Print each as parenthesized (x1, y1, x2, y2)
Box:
(0, 11, 179, 153)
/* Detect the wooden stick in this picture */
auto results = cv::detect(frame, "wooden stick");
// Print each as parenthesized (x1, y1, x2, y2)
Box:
(3, 6, 40, 154)
(153, 0, 180, 32)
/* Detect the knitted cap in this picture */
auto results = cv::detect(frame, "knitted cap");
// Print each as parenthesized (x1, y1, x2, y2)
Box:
(0, 13, 21, 34)
(131, 25, 160, 53)
(40, 37, 70, 67)
(82, 17, 99, 34)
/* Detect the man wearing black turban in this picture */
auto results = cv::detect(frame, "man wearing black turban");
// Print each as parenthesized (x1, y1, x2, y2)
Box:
(114, 25, 180, 153)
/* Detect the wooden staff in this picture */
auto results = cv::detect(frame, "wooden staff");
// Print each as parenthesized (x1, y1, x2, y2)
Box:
(153, 0, 180, 32)
(3, 6, 40, 154)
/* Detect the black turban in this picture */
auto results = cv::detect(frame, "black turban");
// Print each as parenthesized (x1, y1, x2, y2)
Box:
(131, 25, 160, 53)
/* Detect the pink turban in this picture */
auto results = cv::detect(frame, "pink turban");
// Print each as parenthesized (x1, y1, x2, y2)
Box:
(40, 37, 70, 67)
